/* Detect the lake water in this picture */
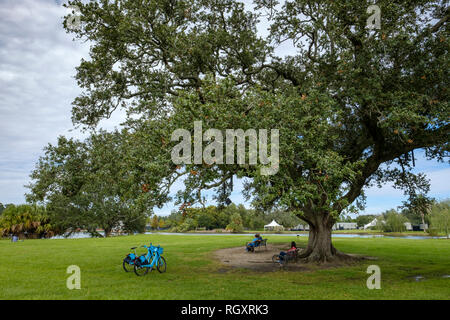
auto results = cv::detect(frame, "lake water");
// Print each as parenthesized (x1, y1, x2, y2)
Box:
(144, 232, 445, 240)
(49, 231, 446, 240)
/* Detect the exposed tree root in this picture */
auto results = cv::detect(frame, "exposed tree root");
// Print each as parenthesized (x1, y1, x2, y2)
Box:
(297, 247, 364, 265)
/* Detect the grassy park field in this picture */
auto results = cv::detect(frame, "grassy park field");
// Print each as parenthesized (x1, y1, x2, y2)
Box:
(1, 234, 449, 300)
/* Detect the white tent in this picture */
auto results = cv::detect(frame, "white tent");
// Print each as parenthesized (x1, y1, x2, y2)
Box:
(264, 220, 284, 231)
(363, 218, 379, 230)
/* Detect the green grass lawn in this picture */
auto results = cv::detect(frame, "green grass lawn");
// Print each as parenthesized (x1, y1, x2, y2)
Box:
(0, 234, 449, 299)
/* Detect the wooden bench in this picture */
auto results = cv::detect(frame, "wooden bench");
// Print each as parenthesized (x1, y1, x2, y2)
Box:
(258, 239, 268, 250)
(272, 248, 299, 265)
(246, 238, 267, 252)
(285, 248, 299, 263)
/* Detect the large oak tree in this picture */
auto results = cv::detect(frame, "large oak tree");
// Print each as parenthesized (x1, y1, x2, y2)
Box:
(63, 0, 448, 262)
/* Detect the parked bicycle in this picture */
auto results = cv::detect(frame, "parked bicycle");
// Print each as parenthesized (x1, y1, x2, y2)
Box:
(123, 246, 139, 272)
(133, 243, 167, 276)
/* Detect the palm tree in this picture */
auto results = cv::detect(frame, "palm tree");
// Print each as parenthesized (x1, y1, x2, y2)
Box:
(0, 204, 58, 239)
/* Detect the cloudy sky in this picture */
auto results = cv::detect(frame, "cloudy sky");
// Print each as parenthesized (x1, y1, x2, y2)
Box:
(0, 0, 448, 216)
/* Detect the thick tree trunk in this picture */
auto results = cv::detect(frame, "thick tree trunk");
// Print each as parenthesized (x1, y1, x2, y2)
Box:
(298, 212, 354, 263)
(104, 228, 111, 237)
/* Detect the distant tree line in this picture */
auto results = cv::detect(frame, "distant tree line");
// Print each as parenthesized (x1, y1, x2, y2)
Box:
(157, 203, 303, 233)
(2, 199, 448, 238)
(340, 199, 449, 235)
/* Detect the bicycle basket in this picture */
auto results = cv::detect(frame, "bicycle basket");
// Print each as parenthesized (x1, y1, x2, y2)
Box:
(157, 247, 164, 255)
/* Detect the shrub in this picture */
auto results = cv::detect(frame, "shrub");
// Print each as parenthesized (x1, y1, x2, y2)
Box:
(430, 204, 450, 238)
(382, 211, 409, 232)
(172, 218, 198, 233)
(226, 213, 244, 233)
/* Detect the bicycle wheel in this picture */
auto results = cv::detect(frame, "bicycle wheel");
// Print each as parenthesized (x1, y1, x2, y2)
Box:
(123, 259, 134, 272)
(157, 256, 167, 273)
(272, 254, 281, 264)
(134, 263, 150, 276)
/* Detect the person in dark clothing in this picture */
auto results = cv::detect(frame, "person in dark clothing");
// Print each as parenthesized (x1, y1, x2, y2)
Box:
(279, 241, 297, 262)
(246, 233, 263, 252)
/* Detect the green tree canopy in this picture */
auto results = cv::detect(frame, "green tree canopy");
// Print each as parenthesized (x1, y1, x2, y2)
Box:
(60, 0, 449, 261)
(27, 132, 149, 237)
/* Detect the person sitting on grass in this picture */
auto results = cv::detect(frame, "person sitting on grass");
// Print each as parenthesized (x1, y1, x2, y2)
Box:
(246, 233, 263, 252)
(278, 241, 297, 262)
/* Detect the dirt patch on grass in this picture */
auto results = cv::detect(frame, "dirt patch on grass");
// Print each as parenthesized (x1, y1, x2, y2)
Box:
(213, 244, 371, 273)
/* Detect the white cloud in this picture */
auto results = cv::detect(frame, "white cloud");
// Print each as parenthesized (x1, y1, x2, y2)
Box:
(0, 0, 124, 203)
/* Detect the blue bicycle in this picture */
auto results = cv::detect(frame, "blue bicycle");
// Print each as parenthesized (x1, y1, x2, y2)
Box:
(123, 246, 139, 272)
(133, 243, 167, 276)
